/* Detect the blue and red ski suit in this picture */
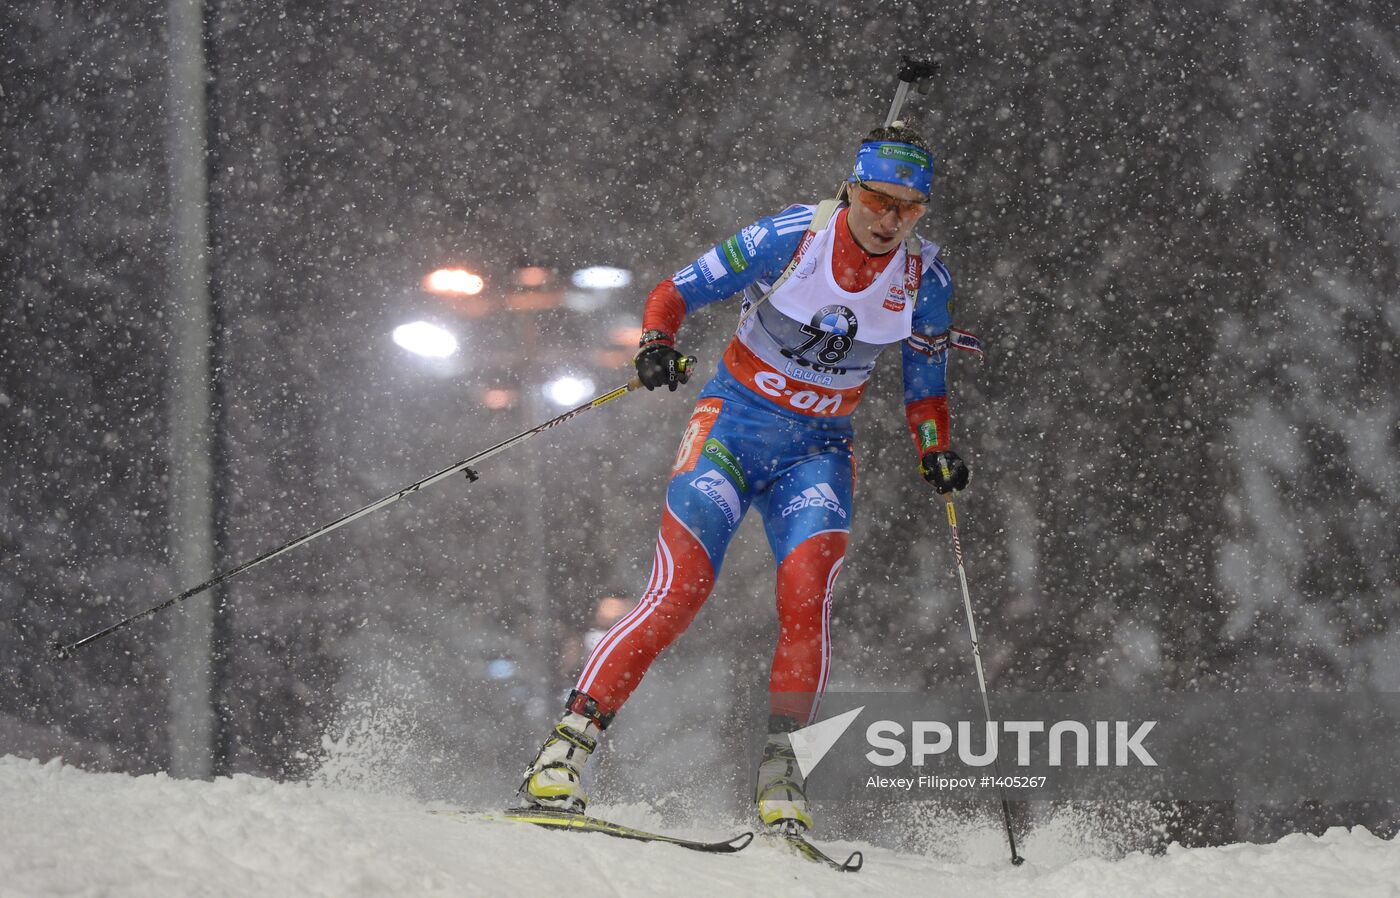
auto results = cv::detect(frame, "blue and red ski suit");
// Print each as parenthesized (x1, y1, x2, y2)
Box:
(574, 201, 969, 725)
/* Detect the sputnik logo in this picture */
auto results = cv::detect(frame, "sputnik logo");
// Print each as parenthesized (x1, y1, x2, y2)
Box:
(788, 707, 864, 778)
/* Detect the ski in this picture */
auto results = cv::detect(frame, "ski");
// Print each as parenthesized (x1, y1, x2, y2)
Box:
(433, 807, 754, 854)
(767, 830, 864, 872)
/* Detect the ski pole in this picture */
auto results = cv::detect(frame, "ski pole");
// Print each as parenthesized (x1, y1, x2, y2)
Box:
(937, 458, 1026, 866)
(52, 363, 693, 659)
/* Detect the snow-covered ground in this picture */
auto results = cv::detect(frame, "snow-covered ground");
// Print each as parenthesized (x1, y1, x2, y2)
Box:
(2, 755, 1397, 898)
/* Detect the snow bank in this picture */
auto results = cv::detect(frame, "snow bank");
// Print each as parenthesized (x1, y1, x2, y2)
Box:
(1, 755, 1396, 898)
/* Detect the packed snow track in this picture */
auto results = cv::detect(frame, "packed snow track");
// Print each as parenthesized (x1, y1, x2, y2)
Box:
(2, 756, 1396, 897)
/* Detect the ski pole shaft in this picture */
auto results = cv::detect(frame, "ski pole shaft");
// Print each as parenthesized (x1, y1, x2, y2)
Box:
(937, 461, 1025, 866)
(53, 366, 687, 659)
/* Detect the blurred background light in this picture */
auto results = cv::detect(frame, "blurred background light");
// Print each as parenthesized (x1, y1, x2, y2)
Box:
(594, 596, 629, 626)
(481, 387, 516, 410)
(513, 266, 552, 287)
(570, 266, 632, 290)
(392, 321, 458, 358)
(423, 267, 485, 296)
(609, 324, 643, 346)
(543, 375, 595, 407)
(486, 659, 517, 680)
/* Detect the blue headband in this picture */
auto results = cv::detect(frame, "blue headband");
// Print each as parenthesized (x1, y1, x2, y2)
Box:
(848, 141, 934, 196)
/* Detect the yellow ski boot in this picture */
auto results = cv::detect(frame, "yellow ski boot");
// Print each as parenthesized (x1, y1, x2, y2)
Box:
(755, 732, 813, 832)
(520, 711, 601, 813)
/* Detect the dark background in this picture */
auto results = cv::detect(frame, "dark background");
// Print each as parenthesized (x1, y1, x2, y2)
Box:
(3, 0, 1397, 852)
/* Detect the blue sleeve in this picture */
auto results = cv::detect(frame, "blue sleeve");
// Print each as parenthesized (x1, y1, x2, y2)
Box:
(901, 254, 954, 403)
(668, 205, 815, 313)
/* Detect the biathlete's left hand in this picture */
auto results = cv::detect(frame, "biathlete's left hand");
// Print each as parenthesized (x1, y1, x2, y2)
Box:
(920, 449, 971, 494)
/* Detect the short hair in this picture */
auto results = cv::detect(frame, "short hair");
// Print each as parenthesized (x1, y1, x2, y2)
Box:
(861, 121, 934, 156)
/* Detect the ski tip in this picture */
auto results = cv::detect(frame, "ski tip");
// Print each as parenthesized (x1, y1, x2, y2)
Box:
(727, 832, 755, 851)
(841, 850, 863, 872)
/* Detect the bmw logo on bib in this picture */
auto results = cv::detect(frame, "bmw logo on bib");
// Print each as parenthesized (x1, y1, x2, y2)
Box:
(813, 305, 858, 338)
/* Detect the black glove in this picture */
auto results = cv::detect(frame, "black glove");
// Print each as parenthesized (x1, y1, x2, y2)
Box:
(920, 449, 970, 494)
(634, 330, 690, 392)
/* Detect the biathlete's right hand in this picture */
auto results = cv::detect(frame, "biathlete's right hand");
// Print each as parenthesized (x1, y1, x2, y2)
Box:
(634, 329, 692, 392)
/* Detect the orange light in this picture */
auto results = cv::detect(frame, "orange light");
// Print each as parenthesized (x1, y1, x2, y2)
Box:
(504, 290, 563, 311)
(482, 388, 516, 409)
(595, 597, 630, 626)
(424, 268, 485, 296)
(610, 325, 644, 346)
(594, 349, 633, 369)
(514, 266, 551, 287)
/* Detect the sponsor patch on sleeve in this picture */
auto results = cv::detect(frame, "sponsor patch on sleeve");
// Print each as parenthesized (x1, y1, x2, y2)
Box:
(917, 420, 941, 452)
(721, 235, 749, 274)
(697, 248, 728, 284)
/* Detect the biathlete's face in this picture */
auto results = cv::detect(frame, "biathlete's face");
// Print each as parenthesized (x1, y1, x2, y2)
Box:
(847, 179, 928, 254)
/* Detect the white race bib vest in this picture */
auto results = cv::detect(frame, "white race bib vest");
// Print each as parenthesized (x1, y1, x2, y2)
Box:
(765, 215, 919, 346)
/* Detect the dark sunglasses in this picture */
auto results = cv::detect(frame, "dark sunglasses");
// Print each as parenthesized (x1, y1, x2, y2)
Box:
(852, 180, 928, 219)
